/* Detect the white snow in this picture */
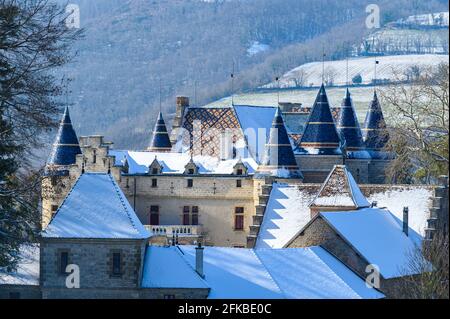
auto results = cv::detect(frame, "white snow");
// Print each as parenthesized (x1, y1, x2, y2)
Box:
(367, 187, 434, 236)
(396, 12, 449, 27)
(310, 165, 371, 208)
(256, 183, 316, 249)
(321, 208, 423, 279)
(42, 173, 151, 239)
(141, 246, 208, 289)
(233, 105, 276, 162)
(264, 54, 449, 88)
(0, 245, 39, 286)
(180, 246, 283, 299)
(255, 247, 384, 299)
(111, 150, 259, 175)
(247, 41, 270, 56)
(164, 245, 385, 299)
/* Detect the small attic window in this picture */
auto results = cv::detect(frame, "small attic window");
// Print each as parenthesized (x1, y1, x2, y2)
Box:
(152, 168, 159, 175)
(236, 169, 243, 176)
(188, 168, 195, 175)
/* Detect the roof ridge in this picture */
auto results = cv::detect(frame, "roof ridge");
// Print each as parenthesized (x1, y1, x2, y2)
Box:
(252, 249, 287, 298)
(108, 174, 140, 235)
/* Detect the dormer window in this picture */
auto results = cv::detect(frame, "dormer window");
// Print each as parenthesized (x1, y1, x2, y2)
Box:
(184, 159, 198, 175)
(188, 168, 195, 175)
(152, 168, 159, 175)
(236, 169, 243, 176)
(149, 158, 162, 175)
(233, 161, 247, 176)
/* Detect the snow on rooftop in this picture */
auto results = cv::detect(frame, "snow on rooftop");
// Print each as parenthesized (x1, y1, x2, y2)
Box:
(141, 246, 208, 289)
(310, 165, 370, 208)
(180, 246, 283, 299)
(366, 187, 433, 236)
(109, 150, 258, 175)
(0, 245, 39, 286)
(255, 247, 384, 299)
(256, 183, 317, 249)
(233, 105, 277, 162)
(167, 246, 385, 299)
(321, 208, 423, 279)
(42, 173, 150, 239)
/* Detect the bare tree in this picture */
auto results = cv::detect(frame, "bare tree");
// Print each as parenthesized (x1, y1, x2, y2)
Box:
(380, 63, 449, 184)
(392, 233, 449, 299)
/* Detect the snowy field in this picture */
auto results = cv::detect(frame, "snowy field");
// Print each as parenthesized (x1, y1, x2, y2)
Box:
(263, 54, 448, 88)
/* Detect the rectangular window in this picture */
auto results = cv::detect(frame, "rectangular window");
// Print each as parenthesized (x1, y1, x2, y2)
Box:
(51, 176, 58, 186)
(112, 252, 122, 276)
(236, 180, 242, 188)
(187, 179, 193, 188)
(60, 251, 69, 275)
(236, 169, 243, 175)
(51, 205, 58, 213)
(151, 178, 158, 188)
(188, 168, 195, 175)
(234, 215, 244, 230)
(183, 206, 190, 225)
(150, 206, 159, 225)
(192, 206, 199, 225)
(234, 207, 244, 230)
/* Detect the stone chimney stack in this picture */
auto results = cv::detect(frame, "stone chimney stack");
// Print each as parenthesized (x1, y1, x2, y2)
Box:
(170, 96, 190, 146)
(403, 207, 409, 236)
(195, 242, 205, 278)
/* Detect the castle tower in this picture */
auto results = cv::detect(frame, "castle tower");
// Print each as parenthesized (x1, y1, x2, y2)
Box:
(296, 84, 342, 156)
(148, 112, 172, 152)
(336, 89, 365, 153)
(41, 107, 82, 228)
(294, 84, 343, 182)
(362, 91, 392, 183)
(362, 91, 389, 155)
(257, 108, 302, 179)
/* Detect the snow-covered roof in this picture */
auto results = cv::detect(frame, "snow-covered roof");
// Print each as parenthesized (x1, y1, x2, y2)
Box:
(0, 245, 39, 286)
(151, 245, 384, 299)
(42, 173, 151, 239)
(366, 186, 433, 236)
(256, 183, 317, 249)
(310, 165, 370, 208)
(141, 246, 208, 289)
(233, 105, 276, 162)
(321, 208, 423, 279)
(109, 150, 258, 175)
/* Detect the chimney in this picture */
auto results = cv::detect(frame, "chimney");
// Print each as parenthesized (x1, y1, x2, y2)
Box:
(170, 96, 190, 146)
(195, 242, 205, 278)
(403, 207, 409, 236)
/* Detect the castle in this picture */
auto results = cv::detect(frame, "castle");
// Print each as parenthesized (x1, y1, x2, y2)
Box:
(41, 85, 396, 248)
(1, 85, 448, 299)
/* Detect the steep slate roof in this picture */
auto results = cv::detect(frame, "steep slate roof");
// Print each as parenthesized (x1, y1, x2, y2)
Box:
(310, 165, 370, 208)
(258, 108, 302, 178)
(362, 91, 390, 153)
(0, 245, 40, 286)
(145, 245, 384, 299)
(47, 107, 82, 167)
(42, 173, 151, 239)
(296, 84, 342, 155)
(336, 89, 367, 157)
(320, 208, 424, 279)
(148, 112, 172, 152)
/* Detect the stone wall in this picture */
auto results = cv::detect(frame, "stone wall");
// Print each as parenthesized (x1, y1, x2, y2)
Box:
(295, 155, 343, 183)
(0, 285, 41, 299)
(40, 238, 147, 298)
(121, 175, 255, 247)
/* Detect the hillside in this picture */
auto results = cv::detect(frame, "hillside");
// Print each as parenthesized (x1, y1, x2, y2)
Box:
(35, 0, 447, 157)
(263, 54, 449, 88)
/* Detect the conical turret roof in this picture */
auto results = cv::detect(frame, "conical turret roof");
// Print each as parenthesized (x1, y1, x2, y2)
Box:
(148, 112, 172, 152)
(336, 89, 365, 151)
(258, 108, 302, 178)
(296, 84, 342, 155)
(362, 91, 389, 151)
(47, 107, 82, 167)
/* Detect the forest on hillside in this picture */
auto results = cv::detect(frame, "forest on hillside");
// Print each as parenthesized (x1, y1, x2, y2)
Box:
(55, 0, 448, 150)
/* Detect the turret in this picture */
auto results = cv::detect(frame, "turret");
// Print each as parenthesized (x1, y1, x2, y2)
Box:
(257, 108, 302, 179)
(296, 84, 342, 155)
(148, 112, 172, 152)
(362, 91, 389, 158)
